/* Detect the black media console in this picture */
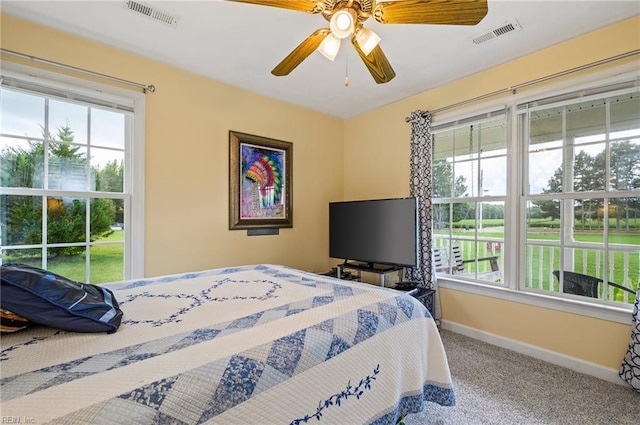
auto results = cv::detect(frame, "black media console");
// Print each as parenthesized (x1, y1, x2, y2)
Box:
(326, 262, 436, 318)
(336, 262, 404, 287)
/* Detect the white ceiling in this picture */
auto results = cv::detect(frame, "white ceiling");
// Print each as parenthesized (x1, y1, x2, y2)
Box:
(2, 0, 639, 118)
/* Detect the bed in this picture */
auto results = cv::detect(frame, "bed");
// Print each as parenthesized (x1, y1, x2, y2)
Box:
(0, 264, 455, 424)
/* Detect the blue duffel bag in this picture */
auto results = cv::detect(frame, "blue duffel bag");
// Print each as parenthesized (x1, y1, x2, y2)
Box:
(0, 263, 123, 333)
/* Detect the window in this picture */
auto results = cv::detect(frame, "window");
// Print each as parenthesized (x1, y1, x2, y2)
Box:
(0, 65, 144, 283)
(432, 76, 639, 311)
(432, 112, 508, 284)
(521, 86, 639, 306)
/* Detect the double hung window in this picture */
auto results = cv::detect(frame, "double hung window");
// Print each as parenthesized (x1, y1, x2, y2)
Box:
(0, 66, 144, 284)
(521, 84, 639, 305)
(432, 76, 639, 310)
(432, 112, 508, 283)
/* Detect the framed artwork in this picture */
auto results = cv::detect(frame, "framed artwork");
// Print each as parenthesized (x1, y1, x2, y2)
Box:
(229, 130, 293, 230)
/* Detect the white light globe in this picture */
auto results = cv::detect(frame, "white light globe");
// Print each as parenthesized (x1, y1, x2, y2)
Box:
(318, 33, 341, 61)
(330, 9, 355, 39)
(355, 27, 381, 56)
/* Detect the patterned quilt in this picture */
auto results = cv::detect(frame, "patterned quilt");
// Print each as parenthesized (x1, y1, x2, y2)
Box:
(0, 264, 455, 424)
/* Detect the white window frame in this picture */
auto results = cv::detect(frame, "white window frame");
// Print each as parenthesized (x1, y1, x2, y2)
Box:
(432, 61, 640, 325)
(518, 87, 639, 302)
(0, 62, 145, 280)
(431, 110, 509, 283)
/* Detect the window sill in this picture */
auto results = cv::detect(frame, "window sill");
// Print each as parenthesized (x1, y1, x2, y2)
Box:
(436, 277, 634, 325)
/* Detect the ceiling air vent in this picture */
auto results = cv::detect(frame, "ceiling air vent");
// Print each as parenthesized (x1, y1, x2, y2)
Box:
(123, 1, 180, 27)
(470, 18, 522, 45)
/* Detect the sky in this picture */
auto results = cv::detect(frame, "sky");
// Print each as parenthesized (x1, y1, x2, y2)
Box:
(1, 87, 127, 171)
(437, 129, 640, 197)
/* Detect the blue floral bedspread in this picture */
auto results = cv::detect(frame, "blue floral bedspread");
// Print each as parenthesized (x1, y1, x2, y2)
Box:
(0, 264, 454, 424)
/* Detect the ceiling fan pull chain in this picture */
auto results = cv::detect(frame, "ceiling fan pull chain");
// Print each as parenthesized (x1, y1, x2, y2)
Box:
(345, 49, 349, 87)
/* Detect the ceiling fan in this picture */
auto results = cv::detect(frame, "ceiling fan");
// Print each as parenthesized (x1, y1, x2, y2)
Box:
(226, 0, 488, 84)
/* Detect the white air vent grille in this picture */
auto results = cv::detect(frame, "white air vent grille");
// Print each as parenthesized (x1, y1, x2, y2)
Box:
(124, 1, 180, 27)
(471, 18, 522, 45)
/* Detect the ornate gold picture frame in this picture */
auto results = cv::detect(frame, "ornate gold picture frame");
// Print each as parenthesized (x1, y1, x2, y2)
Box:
(229, 131, 293, 230)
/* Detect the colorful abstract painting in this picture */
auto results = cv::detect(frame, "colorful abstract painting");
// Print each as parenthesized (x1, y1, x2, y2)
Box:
(229, 131, 292, 230)
(240, 143, 285, 219)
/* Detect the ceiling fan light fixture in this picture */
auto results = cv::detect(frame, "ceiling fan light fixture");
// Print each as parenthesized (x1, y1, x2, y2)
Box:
(318, 33, 341, 61)
(355, 27, 381, 56)
(330, 8, 356, 39)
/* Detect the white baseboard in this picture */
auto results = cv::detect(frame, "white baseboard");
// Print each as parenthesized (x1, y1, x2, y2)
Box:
(440, 320, 625, 386)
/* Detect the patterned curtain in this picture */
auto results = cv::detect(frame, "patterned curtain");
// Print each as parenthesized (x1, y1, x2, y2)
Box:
(405, 110, 434, 290)
(619, 287, 640, 392)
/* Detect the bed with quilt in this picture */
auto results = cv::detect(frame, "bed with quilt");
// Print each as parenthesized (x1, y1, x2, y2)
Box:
(0, 264, 455, 424)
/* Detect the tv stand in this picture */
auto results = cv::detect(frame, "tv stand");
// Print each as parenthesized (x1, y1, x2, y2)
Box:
(336, 261, 404, 287)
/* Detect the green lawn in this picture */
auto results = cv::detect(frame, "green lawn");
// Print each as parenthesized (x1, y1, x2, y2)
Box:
(5, 230, 124, 284)
(435, 229, 638, 304)
(454, 219, 505, 228)
(528, 217, 640, 231)
(90, 237, 125, 284)
(525, 233, 639, 292)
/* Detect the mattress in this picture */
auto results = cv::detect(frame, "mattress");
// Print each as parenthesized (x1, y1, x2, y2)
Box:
(0, 264, 454, 424)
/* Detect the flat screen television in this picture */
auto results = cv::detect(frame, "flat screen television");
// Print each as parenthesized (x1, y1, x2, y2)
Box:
(329, 197, 418, 268)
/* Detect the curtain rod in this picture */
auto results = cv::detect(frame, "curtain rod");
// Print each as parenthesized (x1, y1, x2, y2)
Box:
(0, 48, 156, 94)
(406, 49, 640, 122)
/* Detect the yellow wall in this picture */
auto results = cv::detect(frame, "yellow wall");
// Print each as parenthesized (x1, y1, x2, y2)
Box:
(1, 12, 637, 371)
(1, 14, 344, 277)
(439, 288, 632, 369)
(343, 16, 639, 370)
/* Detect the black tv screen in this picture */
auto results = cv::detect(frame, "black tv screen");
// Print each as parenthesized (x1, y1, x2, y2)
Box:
(329, 197, 418, 267)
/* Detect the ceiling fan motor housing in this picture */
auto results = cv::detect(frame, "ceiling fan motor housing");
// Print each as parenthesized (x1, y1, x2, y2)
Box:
(323, 0, 374, 26)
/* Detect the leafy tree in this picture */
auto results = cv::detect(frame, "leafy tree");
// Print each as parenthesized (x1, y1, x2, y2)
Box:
(0, 140, 44, 188)
(433, 159, 467, 198)
(96, 160, 124, 192)
(608, 140, 640, 230)
(533, 139, 640, 228)
(46, 124, 81, 157)
(481, 203, 504, 220)
(96, 159, 125, 223)
(432, 159, 471, 226)
(533, 166, 562, 220)
(2, 195, 42, 246)
(527, 203, 544, 219)
(573, 151, 602, 229)
(1, 123, 117, 256)
(609, 141, 640, 190)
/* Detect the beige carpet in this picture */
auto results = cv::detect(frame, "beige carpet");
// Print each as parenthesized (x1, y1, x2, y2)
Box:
(404, 330, 640, 425)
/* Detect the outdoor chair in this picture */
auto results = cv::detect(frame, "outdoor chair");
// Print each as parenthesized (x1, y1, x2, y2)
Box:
(552, 270, 635, 298)
(433, 245, 501, 279)
(451, 245, 500, 273)
(433, 247, 447, 273)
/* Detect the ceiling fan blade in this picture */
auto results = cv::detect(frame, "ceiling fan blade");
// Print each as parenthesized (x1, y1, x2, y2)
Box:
(272, 28, 331, 76)
(226, 0, 324, 14)
(374, 0, 488, 25)
(352, 38, 396, 84)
